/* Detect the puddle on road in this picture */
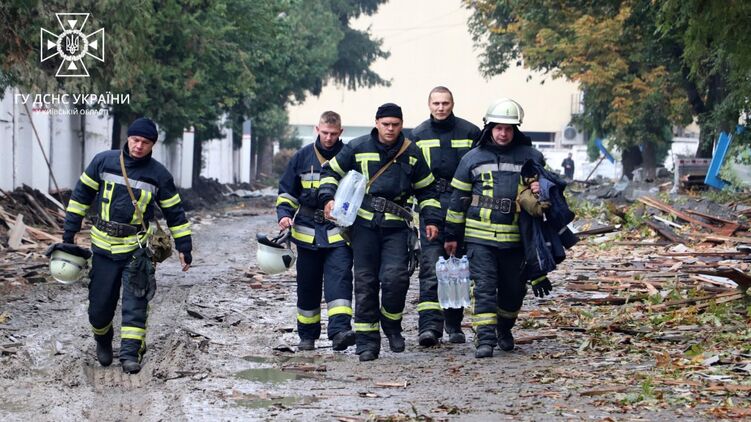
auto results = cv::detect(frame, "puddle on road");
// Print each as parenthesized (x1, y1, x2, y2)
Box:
(235, 394, 318, 409)
(235, 367, 306, 383)
(242, 354, 342, 364)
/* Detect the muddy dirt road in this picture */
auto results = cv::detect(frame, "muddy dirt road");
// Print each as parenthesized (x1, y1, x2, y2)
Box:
(0, 203, 714, 421)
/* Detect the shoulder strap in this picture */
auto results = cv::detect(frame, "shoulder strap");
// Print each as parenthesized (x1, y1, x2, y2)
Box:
(367, 138, 412, 188)
(312, 144, 327, 166)
(119, 151, 156, 233)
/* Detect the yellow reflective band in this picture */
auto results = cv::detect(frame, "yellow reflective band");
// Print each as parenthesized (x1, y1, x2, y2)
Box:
(481, 171, 493, 197)
(355, 152, 380, 161)
(465, 228, 521, 243)
(451, 178, 472, 191)
(80, 172, 99, 190)
(319, 176, 339, 187)
(90, 226, 151, 254)
(380, 306, 402, 321)
(472, 313, 497, 326)
(291, 226, 315, 243)
(101, 181, 115, 221)
(480, 207, 492, 222)
(327, 306, 353, 317)
(301, 180, 321, 189)
(66, 199, 90, 217)
(416, 139, 440, 148)
(419, 198, 440, 209)
(446, 209, 466, 224)
(131, 190, 151, 225)
(121, 326, 146, 340)
(329, 157, 346, 177)
(91, 321, 112, 335)
(416, 302, 442, 312)
(451, 139, 473, 148)
(497, 308, 519, 320)
(413, 173, 435, 190)
(531, 275, 547, 284)
(384, 212, 405, 221)
(276, 195, 300, 209)
(355, 322, 380, 332)
(159, 193, 181, 208)
(169, 222, 192, 239)
(357, 208, 374, 220)
(328, 233, 345, 243)
(297, 313, 322, 324)
(409, 156, 417, 166)
(466, 219, 519, 233)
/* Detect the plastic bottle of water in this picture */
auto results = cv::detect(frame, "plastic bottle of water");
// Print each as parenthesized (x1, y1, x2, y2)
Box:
(436, 257, 449, 308)
(458, 255, 470, 307)
(331, 170, 366, 226)
(447, 256, 460, 308)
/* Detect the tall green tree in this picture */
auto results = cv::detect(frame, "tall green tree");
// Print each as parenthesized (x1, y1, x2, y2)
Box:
(467, 0, 751, 178)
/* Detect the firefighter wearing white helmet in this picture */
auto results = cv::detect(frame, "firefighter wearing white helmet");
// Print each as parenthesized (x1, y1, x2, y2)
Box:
(443, 98, 543, 358)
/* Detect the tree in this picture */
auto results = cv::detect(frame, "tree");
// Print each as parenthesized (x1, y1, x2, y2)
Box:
(469, 0, 751, 179)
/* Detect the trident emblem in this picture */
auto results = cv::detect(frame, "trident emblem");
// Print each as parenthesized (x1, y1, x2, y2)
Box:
(40, 13, 105, 78)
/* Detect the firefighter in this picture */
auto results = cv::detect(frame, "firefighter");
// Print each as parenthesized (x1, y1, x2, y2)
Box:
(276, 111, 355, 352)
(319, 103, 441, 362)
(63, 117, 192, 374)
(411, 86, 481, 347)
(443, 99, 542, 358)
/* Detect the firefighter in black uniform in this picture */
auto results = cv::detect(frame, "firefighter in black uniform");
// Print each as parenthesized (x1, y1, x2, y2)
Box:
(320, 103, 442, 362)
(276, 111, 355, 352)
(63, 118, 192, 373)
(443, 99, 542, 358)
(411, 86, 480, 347)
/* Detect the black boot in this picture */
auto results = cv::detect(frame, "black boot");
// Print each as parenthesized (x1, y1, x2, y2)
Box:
(497, 330, 515, 351)
(475, 344, 494, 358)
(122, 360, 141, 374)
(418, 331, 439, 347)
(94, 330, 113, 367)
(297, 338, 315, 351)
(387, 333, 405, 353)
(358, 350, 378, 362)
(447, 331, 466, 344)
(331, 330, 356, 351)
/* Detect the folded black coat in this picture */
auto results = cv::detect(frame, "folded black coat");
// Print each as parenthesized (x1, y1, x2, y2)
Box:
(519, 159, 579, 281)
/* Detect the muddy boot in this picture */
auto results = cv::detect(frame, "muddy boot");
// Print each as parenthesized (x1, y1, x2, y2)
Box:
(448, 331, 466, 344)
(331, 330, 355, 351)
(418, 331, 439, 347)
(498, 330, 514, 351)
(358, 350, 378, 362)
(297, 338, 315, 351)
(94, 330, 113, 367)
(121, 360, 141, 374)
(475, 345, 494, 358)
(387, 333, 405, 353)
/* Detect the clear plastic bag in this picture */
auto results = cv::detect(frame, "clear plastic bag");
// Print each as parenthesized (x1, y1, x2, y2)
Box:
(331, 170, 367, 227)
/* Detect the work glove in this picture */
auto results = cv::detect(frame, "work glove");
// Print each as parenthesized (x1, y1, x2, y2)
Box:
(181, 251, 192, 265)
(62, 231, 76, 244)
(124, 248, 156, 300)
(530, 276, 553, 297)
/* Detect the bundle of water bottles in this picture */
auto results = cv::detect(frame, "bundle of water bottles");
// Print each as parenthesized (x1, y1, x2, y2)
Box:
(436, 255, 471, 309)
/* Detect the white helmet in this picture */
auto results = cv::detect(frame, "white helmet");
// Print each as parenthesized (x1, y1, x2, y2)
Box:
(484, 98, 524, 125)
(45, 243, 92, 284)
(256, 232, 296, 275)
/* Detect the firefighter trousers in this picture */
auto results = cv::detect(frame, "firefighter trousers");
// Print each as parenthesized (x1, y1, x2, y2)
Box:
(88, 252, 149, 362)
(467, 244, 526, 347)
(351, 224, 410, 355)
(296, 245, 354, 340)
(417, 228, 464, 337)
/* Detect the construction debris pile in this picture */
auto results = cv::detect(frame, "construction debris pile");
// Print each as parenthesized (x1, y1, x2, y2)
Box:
(525, 183, 751, 418)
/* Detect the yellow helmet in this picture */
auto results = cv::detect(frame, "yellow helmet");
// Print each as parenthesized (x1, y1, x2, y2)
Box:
(45, 243, 92, 284)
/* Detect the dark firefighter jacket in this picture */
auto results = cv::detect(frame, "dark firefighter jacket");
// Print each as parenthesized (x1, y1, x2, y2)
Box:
(318, 129, 442, 229)
(276, 137, 348, 249)
(411, 113, 481, 218)
(64, 145, 192, 259)
(518, 159, 579, 281)
(444, 126, 544, 248)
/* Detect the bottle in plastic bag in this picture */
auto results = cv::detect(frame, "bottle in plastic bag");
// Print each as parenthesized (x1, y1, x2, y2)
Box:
(331, 170, 367, 227)
(458, 255, 471, 307)
(447, 256, 460, 308)
(436, 257, 450, 308)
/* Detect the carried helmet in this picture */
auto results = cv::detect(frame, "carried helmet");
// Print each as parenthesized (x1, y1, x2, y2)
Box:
(45, 243, 92, 284)
(484, 98, 524, 125)
(256, 231, 296, 275)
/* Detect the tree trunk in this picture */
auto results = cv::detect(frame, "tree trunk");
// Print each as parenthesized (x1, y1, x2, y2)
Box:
(111, 112, 121, 150)
(641, 141, 656, 181)
(192, 134, 203, 186)
(258, 137, 273, 178)
(250, 134, 258, 181)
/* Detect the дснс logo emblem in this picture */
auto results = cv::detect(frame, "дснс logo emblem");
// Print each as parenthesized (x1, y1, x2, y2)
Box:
(40, 13, 105, 78)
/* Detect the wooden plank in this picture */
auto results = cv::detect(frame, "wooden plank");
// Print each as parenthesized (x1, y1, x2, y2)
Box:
(644, 219, 686, 244)
(8, 214, 25, 249)
(23, 192, 59, 229)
